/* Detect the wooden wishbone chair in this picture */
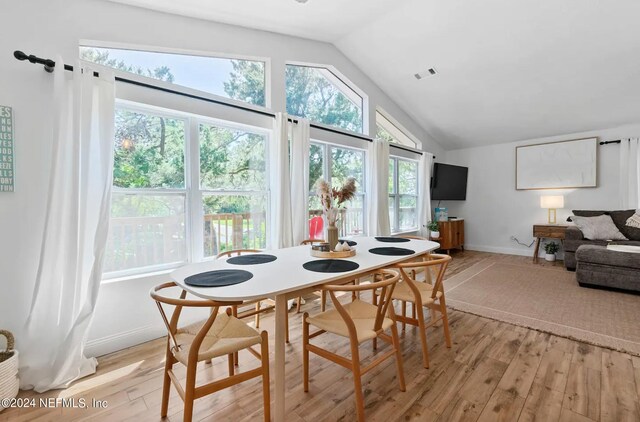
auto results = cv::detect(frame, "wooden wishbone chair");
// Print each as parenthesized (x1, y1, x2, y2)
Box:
(302, 269, 405, 422)
(389, 253, 452, 369)
(216, 249, 277, 361)
(150, 282, 270, 422)
(395, 235, 433, 329)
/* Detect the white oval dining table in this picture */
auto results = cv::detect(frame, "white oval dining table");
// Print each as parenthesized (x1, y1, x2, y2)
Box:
(172, 236, 439, 421)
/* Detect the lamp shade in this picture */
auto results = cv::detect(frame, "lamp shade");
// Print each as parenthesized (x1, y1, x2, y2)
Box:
(540, 195, 564, 209)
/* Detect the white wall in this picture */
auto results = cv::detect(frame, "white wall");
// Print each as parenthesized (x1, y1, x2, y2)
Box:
(441, 124, 640, 257)
(0, 0, 444, 356)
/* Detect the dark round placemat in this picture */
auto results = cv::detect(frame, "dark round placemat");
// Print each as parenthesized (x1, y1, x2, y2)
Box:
(375, 236, 410, 243)
(339, 239, 357, 246)
(303, 259, 360, 273)
(369, 247, 415, 256)
(185, 269, 253, 287)
(227, 254, 277, 265)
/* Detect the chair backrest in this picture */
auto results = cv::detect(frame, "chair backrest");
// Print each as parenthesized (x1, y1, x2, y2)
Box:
(216, 249, 261, 259)
(323, 269, 400, 333)
(300, 238, 326, 245)
(150, 282, 241, 361)
(309, 216, 324, 239)
(394, 254, 451, 301)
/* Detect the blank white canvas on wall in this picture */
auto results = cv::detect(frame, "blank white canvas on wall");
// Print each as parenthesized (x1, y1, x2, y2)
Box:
(516, 137, 597, 190)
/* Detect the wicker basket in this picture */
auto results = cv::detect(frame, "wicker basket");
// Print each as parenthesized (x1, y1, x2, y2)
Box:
(0, 330, 19, 412)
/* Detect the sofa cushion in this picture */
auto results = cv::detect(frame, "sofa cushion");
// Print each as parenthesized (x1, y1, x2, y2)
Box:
(572, 210, 607, 217)
(570, 215, 627, 240)
(576, 245, 640, 270)
(610, 210, 640, 241)
(572, 209, 640, 240)
(565, 239, 640, 253)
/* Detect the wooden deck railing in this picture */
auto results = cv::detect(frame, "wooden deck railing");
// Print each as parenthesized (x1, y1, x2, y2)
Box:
(104, 208, 365, 272)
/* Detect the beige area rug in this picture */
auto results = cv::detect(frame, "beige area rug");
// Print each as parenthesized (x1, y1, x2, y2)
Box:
(444, 257, 640, 356)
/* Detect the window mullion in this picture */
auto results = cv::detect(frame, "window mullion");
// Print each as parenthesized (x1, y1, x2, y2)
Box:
(189, 118, 203, 263)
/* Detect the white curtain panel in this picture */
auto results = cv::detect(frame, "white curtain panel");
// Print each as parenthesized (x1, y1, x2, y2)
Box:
(620, 138, 640, 209)
(290, 118, 310, 245)
(366, 138, 390, 236)
(418, 152, 435, 237)
(270, 113, 294, 248)
(20, 59, 115, 392)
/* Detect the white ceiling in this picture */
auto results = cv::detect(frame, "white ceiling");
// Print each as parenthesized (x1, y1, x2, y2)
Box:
(107, 0, 398, 42)
(107, 0, 640, 149)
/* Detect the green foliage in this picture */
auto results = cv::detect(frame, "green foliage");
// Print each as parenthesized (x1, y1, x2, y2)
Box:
(223, 60, 266, 106)
(544, 242, 560, 254)
(427, 220, 440, 231)
(113, 109, 185, 189)
(285, 65, 363, 133)
(376, 124, 396, 143)
(80, 47, 175, 82)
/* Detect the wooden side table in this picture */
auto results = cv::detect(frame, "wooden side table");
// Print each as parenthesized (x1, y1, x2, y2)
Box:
(533, 224, 568, 263)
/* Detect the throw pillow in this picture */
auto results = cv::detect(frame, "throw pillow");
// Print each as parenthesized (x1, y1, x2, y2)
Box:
(570, 215, 628, 241)
(627, 210, 640, 229)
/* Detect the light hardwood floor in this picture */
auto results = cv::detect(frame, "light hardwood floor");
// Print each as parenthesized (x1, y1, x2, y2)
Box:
(3, 251, 639, 422)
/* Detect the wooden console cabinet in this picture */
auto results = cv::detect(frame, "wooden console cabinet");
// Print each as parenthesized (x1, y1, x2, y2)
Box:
(437, 219, 465, 254)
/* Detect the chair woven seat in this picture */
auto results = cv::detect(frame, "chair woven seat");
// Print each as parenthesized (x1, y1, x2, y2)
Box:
(173, 313, 262, 365)
(391, 281, 442, 305)
(307, 299, 394, 343)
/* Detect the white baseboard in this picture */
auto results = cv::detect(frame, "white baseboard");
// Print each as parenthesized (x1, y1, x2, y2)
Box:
(464, 244, 565, 260)
(85, 323, 165, 358)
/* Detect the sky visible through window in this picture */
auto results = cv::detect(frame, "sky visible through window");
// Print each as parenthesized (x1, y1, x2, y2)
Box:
(80, 46, 265, 105)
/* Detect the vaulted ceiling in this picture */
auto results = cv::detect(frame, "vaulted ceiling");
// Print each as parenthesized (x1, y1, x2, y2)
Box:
(108, 0, 640, 149)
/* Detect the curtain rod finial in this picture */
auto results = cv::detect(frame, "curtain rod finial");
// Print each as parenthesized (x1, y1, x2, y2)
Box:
(13, 50, 27, 61)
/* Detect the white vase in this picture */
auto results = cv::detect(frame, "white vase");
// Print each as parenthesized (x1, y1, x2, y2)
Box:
(430, 231, 440, 239)
(545, 253, 556, 262)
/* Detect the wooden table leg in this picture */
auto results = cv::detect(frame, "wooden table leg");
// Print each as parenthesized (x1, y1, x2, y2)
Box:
(533, 237, 541, 263)
(274, 294, 287, 421)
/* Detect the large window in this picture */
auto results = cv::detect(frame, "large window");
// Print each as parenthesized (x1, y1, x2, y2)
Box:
(309, 142, 365, 236)
(80, 46, 266, 106)
(104, 104, 269, 277)
(105, 108, 188, 275)
(200, 123, 268, 257)
(376, 111, 418, 149)
(286, 65, 363, 133)
(389, 157, 418, 233)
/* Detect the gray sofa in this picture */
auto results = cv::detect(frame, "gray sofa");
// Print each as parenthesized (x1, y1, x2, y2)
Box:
(564, 209, 640, 271)
(576, 245, 640, 292)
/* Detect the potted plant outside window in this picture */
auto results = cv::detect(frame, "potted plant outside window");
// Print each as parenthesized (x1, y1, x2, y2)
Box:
(427, 220, 440, 239)
(544, 242, 560, 262)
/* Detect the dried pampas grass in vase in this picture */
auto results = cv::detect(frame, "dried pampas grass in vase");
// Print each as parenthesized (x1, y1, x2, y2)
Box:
(315, 177, 357, 250)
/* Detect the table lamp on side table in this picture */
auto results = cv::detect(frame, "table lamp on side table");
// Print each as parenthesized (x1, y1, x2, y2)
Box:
(540, 195, 564, 224)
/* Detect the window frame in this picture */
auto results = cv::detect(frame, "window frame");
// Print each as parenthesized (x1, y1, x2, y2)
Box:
(376, 109, 422, 150)
(308, 140, 367, 236)
(103, 100, 271, 280)
(389, 155, 419, 234)
(285, 62, 369, 135)
(80, 40, 272, 109)
(196, 116, 271, 260)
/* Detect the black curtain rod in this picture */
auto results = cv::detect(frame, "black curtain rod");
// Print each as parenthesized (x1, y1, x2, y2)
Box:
(13, 50, 386, 146)
(599, 140, 622, 145)
(389, 143, 424, 155)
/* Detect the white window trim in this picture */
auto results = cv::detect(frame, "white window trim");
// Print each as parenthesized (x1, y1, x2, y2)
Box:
(103, 101, 271, 281)
(80, 41, 273, 109)
(285, 61, 369, 136)
(309, 139, 367, 236)
(376, 108, 422, 150)
(389, 155, 419, 234)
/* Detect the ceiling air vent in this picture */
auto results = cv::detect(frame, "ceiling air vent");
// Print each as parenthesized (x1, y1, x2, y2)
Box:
(414, 68, 437, 80)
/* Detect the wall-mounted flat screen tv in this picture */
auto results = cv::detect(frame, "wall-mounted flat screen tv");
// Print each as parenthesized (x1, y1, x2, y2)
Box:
(431, 163, 468, 200)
